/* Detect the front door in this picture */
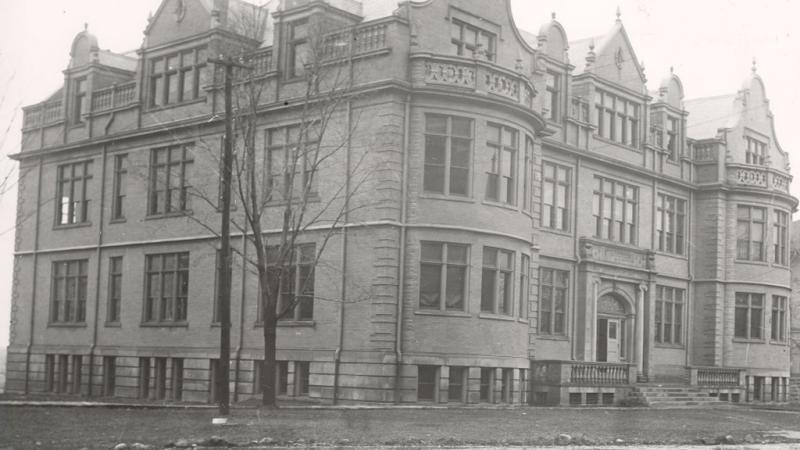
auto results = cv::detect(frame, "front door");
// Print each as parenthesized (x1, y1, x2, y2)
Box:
(596, 318, 622, 362)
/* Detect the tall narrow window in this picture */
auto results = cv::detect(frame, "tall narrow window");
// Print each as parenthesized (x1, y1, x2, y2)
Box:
(266, 124, 319, 201)
(56, 160, 93, 225)
(139, 357, 151, 399)
(265, 244, 316, 321)
(542, 161, 571, 231)
(773, 210, 788, 265)
(103, 356, 116, 397)
(523, 137, 534, 212)
(545, 71, 560, 121)
(417, 365, 438, 401)
(736, 206, 766, 261)
(656, 193, 686, 255)
(735, 292, 764, 340)
(73, 77, 86, 124)
(481, 247, 514, 315)
(451, 19, 496, 61)
(594, 90, 639, 147)
(51, 259, 88, 324)
(148, 144, 193, 216)
(143, 252, 190, 324)
(424, 115, 472, 196)
(592, 177, 637, 244)
(655, 286, 684, 345)
(419, 242, 468, 311)
(771, 295, 787, 342)
(539, 268, 568, 335)
(745, 136, 767, 165)
(519, 254, 529, 318)
(171, 358, 184, 400)
(666, 117, 680, 160)
(287, 19, 310, 78)
(486, 124, 517, 205)
(448, 366, 466, 402)
(107, 256, 123, 323)
(111, 154, 128, 221)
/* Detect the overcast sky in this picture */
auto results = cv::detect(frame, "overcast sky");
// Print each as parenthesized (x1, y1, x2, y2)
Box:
(0, 0, 798, 351)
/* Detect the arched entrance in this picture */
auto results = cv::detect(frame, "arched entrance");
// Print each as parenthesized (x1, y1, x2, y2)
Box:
(596, 294, 630, 362)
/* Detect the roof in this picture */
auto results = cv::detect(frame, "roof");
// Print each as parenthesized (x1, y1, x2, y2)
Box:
(684, 94, 737, 140)
(97, 50, 137, 72)
(568, 36, 602, 75)
(518, 28, 538, 49)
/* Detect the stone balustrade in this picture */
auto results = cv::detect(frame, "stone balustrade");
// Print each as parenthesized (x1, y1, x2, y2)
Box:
(689, 366, 744, 387)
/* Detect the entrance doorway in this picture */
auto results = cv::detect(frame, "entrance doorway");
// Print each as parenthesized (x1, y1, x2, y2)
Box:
(596, 318, 622, 362)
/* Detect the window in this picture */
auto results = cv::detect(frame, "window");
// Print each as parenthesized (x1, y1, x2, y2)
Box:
(666, 117, 681, 160)
(295, 361, 310, 396)
(592, 177, 637, 244)
(139, 357, 151, 399)
(255, 359, 289, 395)
(171, 358, 184, 400)
(519, 254, 529, 318)
(594, 90, 639, 147)
(448, 366, 466, 402)
(485, 124, 517, 205)
(736, 206, 766, 261)
(424, 115, 472, 196)
(481, 247, 514, 315)
(102, 356, 116, 397)
(735, 292, 764, 340)
(542, 161, 571, 231)
(266, 124, 319, 201)
(656, 193, 686, 255)
(111, 154, 128, 221)
(523, 137, 534, 212)
(143, 252, 189, 324)
(287, 19, 310, 78)
(71, 355, 82, 394)
(417, 365, 438, 401)
(73, 77, 86, 124)
(655, 286, 684, 345)
(539, 268, 568, 335)
(451, 18, 495, 61)
(773, 210, 788, 265)
(149, 46, 207, 106)
(479, 368, 493, 402)
(154, 357, 167, 400)
(44, 354, 55, 392)
(56, 160, 92, 225)
(107, 256, 123, 323)
(771, 295, 787, 342)
(544, 71, 561, 121)
(419, 242, 468, 311)
(501, 368, 512, 403)
(745, 136, 767, 165)
(51, 259, 88, 324)
(148, 144, 193, 216)
(266, 244, 315, 321)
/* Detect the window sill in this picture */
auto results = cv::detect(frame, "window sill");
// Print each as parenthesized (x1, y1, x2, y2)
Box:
(54, 222, 93, 230)
(415, 309, 471, 318)
(419, 193, 475, 204)
(769, 340, 789, 346)
(734, 259, 770, 266)
(536, 334, 569, 341)
(481, 200, 519, 212)
(140, 322, 189, 328)
(145, 210, 193, 220)
(732, 338, 765, 344)
(592, 135, 641, 152)
(478, 312, 517, 322)
(147, 97, 207, 111)
(654, 343, 685, 349)
(47, 322, 87, 328)
(68, 122, 86, 130)
(541, 226, 572, 237)
(109, 218, 127, 225)
(104, 322, 121, 328)
(265, 193, 321, 207)
(517, 318, 529, 325)
(254, 320, 316, 328)
(654, 250, 688, 260)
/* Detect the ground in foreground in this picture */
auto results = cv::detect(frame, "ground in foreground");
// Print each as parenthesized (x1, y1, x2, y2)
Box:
(2, 405, 800, 449)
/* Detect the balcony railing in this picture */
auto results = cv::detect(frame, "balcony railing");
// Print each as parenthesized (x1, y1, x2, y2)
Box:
(727, 164, 791, 193)
(569, 362, 633, 385)
(23, 99, 63, 129)
(322, 21, 389, 60)
(689, 366, 743, 387)
(91, 82, 138, 113)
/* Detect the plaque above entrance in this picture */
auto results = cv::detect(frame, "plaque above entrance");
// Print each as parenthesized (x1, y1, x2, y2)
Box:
(579, 237, 655, 271)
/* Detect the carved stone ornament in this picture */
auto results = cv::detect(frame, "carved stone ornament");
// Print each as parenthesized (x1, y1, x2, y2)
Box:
(424, 62, 476, 88)
(174, 0, 187, 23)
(615, 47, 624, 69)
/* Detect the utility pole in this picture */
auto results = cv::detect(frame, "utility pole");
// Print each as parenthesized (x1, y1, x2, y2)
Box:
(208, 55, 250, 419)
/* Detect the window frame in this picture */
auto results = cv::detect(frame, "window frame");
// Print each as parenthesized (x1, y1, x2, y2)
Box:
(450, 18, 496, 61)
(423, 114, 473, 197)
(655, 285, 685, 346)
(147, 144, 193, 217)
(287, 19, 310, 79)
(73, 77, 87, 125)
(773, 210, 788, 265)
(541, 160, 571, 232)
(745, 136, 767, 166)
(544, 71, 561, 122)
(485, 123, 518, 205)
(594, 90, 639, 148)
(736, 205, 766, 261)
(592, 176, 638, 245)
(734, 292, 764, 341)
(50, 259, 89, 324)
(142, 252, 190, 325)
(538, 267, 569, 335)
(262, 243, 316, 322)
(55, 160, 93, 226)
(480, 247, 515, 316)
(111, 154, 128, 221)
(149, 46, 207, 107)
(418, 241, 469, 312)
(107, 256, 123, 324)
(771, 295, 787, 342)
(265, 124, 319, 202)
(656, 193, 686, 255)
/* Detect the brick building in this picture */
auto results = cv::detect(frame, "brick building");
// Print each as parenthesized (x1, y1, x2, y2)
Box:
(5, 0, 796, 405)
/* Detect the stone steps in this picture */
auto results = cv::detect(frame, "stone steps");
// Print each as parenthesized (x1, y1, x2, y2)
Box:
(630, 385, 723, 407)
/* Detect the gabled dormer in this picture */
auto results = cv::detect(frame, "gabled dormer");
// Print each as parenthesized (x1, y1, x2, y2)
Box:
(649, 69, 688, 163)
(535, 13, 572, 124)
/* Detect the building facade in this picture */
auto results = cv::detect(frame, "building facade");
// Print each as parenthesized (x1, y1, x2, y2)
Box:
(5, 0, 796, 405)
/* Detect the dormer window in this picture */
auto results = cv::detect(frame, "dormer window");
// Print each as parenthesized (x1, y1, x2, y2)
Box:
(451, 19, 495, 61)
(745, 136, 767, 165)
(287, 19, 310, 78)
(73, 77, 86, 124)
(594, 90, 639, 148)
(666, 117, 681, 161)
(149, 46, 207, 107)
(544, 71, 561, 122)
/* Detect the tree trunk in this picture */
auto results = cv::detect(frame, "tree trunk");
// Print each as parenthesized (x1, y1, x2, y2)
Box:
(261, 314, 278, 407)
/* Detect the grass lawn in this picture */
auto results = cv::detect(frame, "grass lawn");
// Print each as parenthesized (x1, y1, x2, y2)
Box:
(2, 405, 800, 449)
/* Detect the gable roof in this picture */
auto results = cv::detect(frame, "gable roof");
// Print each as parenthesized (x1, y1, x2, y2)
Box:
(684, 94, 737, 140)
(569, 20, 645, 84)
(568, 36, 601, 75)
